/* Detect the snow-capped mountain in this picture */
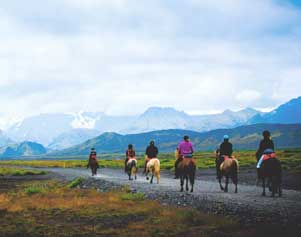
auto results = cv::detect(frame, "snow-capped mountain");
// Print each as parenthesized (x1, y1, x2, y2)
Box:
(248, 97, 301, 124)
(48, 128, 101, 150)
(3, 96, 301, 150)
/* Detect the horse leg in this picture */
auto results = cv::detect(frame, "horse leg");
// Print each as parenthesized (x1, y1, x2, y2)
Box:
(279, 183, 282, 197)
(232, 174, 238, 194)
(146, 170, 149, 180)
(180, 176, 184, 192)
(150, 174, 154, 184)
(262, 177, 266, 196)
(224, 176, 229, 193)
(190, 174, 194, 193)
(218, 176, 224, 191)
(157, 173, 160, 184)
(185, 176, 189, 192)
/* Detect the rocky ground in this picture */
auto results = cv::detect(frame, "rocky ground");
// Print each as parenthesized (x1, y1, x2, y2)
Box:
(39, 167, 301, 236)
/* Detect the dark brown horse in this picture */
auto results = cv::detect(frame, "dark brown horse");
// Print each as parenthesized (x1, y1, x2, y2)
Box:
(87, 158, 99, 176)
(177, 158, 196, 192)
(216, 153, 238, 193)
(260, 158, 282, 197)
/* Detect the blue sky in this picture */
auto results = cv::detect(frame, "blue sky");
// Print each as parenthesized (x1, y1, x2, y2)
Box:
(0, 0, 300, 120)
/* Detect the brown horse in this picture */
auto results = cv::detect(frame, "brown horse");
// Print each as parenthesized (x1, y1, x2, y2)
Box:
(87, 158, 99, 176)
(216, 153, 238, 193)
(260, 158, 282, 197)
(177, 158, 196, 192)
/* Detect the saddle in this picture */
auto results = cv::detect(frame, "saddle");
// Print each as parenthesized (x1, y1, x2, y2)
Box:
(179, 157, 196, 167)
(262, 153, 276, 161)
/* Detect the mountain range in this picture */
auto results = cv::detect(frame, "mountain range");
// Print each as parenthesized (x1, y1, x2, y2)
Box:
(52, 123, 301, 156)
(0, 141, 47, 158)
(0, 96, 300, 151)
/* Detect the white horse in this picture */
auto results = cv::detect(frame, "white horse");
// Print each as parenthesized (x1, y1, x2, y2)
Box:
(127, 158, 137, 180)
(146, 158, 160, 184)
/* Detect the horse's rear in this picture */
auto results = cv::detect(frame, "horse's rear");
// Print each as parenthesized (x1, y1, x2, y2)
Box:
(127, 159, 137, 180)
(261, 158, 282, 197)
(219, 158, 238, 193)
(146, 158, 160, 184)
(88, 158, 98, 176)
(178, 158, 196, 192)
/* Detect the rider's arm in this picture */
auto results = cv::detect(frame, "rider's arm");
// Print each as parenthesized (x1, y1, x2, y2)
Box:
(190, 144, 194, 154)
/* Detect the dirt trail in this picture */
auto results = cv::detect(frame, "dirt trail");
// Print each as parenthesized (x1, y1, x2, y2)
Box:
(39, 167, 301, 228)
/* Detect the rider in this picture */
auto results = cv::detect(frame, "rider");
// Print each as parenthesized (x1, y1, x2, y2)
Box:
(256, 130, 274, 162)
(216, 135, 233, 178)
(175, 135, 194, 178)
(144, 140, 159, 173)
(255, 130, 275, 179)
(89, 148, 97, 159)
(87, 148, 99, 175)
(125, 144, 136, 172)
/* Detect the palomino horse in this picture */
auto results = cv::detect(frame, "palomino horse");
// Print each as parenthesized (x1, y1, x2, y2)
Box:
(216, 153, 238, 193)
(127, 158, 138, 181)
(260, 158, 282, 197)
(146, 158, 160, 184)
(178, 158, 196, 192)
(87, 158, 99, 176)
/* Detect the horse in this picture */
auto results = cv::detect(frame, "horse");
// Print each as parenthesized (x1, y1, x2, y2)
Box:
(177, 157, 196, 192)
(146, 158, 160, 184)
(87, 158, 99, 176)
(126, 158, 138, 181)
(216, 153, 238, 193)
(260, 158, 282, 197)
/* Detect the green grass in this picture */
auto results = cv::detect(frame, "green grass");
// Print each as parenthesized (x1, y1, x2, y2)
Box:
(1, 149, 301, 173)
(67, 177, 85, 188)
(0, 167, 47, 176)
(24, 185, 45, 195)
(120, 192, 145, 201)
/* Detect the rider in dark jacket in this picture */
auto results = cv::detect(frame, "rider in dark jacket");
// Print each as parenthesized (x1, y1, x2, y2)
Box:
(256, 130, 274, 162)
(216, 135, 233, 178)
(144, 141, 159, 173)
(255, 130, 275, 180)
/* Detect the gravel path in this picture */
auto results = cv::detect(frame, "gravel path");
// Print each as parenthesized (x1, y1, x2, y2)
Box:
(38, 167, 301, 233)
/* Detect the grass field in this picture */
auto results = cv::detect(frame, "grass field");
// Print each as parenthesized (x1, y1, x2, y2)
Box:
(0, 177, 247, 236)
(0, 167, 47, 176)
(1, 150, 301, 173)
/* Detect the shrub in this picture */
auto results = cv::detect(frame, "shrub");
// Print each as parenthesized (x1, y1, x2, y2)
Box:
(67, 177, 85, 188)
(24, 186, 44, 195)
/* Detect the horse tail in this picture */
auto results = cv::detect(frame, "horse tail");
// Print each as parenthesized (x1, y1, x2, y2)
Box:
(154, 159, 160, 183)
(154, 159, 160, 174)
(233, 159, 239, 172)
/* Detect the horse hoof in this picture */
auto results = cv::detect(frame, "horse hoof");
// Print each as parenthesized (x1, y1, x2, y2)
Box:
(224, 189, 228, 193)
(262, 193, 266, 197)
(190, 190, 193, 193)
(146, 177, 149, 180)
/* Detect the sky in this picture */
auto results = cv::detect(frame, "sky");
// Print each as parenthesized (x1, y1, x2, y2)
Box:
(0, 0, 300, 120)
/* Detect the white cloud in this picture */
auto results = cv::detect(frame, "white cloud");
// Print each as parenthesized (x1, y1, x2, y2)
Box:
(0, 0, 300, 119)
(236, 90, 262, 103)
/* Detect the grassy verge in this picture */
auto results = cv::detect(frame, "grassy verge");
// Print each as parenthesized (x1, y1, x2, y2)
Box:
(0, 167, 47, 176)
(0, 178, 246, 237)
(1, 149, 300, 173)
